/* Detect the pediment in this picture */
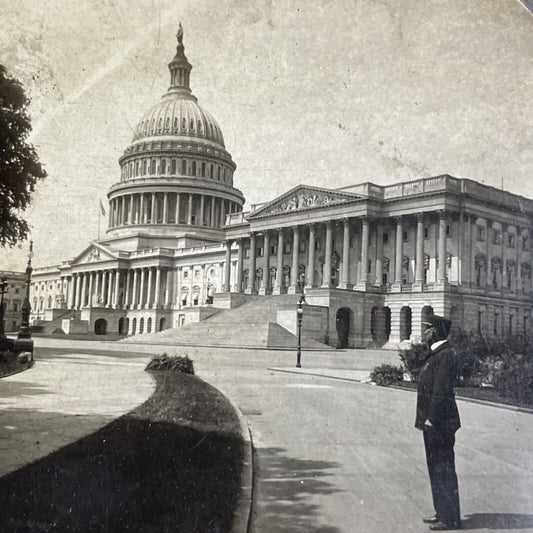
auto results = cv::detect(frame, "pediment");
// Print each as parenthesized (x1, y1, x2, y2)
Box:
(247, 185, 362, 219)
(72, 242, 117, 265)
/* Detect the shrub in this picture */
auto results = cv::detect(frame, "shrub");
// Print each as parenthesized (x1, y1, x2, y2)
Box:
(146, 353, 195, 374)
(493, 356, 533, 406)
(370, 364, 404, 386)
(398, 342, 429, 381)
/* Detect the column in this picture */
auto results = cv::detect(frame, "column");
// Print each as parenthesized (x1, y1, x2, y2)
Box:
(151, 193, 156, 223)
(114, 270, 121, 308)
(220, 199, 226, 227)
(107, 270, 114, 308)
(139, 268, 145, 308)
(139, 194, 145, 224)
(132, 269, 139, 309)
(80, 273, 87, 308)
(288, 226, 300, 294)
(236, 239, 244, 293)
(437, 212, 447, 283)
(200, 195, 205, 226)
(306, 224, 316, 288)
(154, 267, 161, 308)
(516, 229, 522, 294)
(210, 196, 216, 227)
(393, 217, 403, 289)
(246, 233, 257, 294)
(322, 222, 333, 288)
(339, 218, 351, 289)
(187, 194, 193, 225)
(73, 274, 80, 309)
(175, 193, 181, 224)
(502, 224, 508, 293)
(259, 232, 271, 294)
(146, 267, 153, 308)
(375, 223, 383, 287)
(356, 217, 370, 289)
(162, 193, 168, 223)
(125, 270, 131, 308)
(273, 229, 285, 294)
(164, 269, 172, 307)
(223, 240, 232, 292)
(414, 213, 425, 289)
(88, 271, 94, 307)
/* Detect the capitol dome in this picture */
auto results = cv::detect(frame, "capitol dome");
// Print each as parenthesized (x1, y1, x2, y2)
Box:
(132, 95, 225, 147)
(106, 24, 244, 248)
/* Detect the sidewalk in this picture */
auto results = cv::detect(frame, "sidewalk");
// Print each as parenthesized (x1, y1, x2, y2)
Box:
(0, 348, 154, 477)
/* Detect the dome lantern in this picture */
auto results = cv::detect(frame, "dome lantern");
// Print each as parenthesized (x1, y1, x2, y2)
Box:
(168, 23, 193, 97)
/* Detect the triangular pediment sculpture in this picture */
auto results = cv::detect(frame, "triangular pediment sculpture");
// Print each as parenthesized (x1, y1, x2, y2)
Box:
(247, 185, 362, 219)
(71, 242, 117, 265)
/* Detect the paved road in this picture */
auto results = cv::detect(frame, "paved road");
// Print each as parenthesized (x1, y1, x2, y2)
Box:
(2, 338, 532, 532)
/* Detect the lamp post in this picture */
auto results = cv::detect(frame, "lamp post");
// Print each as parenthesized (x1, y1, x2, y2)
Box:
(15, 241, 34, 358)
(0, 277, 8, 338)
(296, 294, 305, 368)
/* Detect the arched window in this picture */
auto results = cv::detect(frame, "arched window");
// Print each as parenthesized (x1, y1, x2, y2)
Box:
(165, 117, 170, 130)
(217, 166, 221, 180)
(173, 117, 178, 130)
(171, 159, 177, 174)
(147, 317, 152, 333)
(181, 159, 187, 175)
(210, 164, 214, 178)
(191, 161, 196, 175)
(182, 117, 186, 129)
(201, 162, 206, 177)
(151, 159, 156, 174)
(135, 162, 139, 176)
(161, 159, 167, 174)
(139, 318, 144, 334)
(142, 160, 147, 175)
(197, 120, 202, 133)
(157, 117, 163, 131)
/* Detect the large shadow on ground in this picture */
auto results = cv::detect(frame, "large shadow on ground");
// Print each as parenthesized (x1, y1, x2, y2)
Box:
(461, 513, 533, 530)
(251, 446, 343, 533)
(0, 380, 244, 532)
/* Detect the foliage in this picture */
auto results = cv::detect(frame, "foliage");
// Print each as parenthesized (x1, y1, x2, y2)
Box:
(370, 364, 404, 386)
(0, 64, 47, 247)
(398, 342, 429, 381)
(146, 353, 195, 374)
(492, 356, 533, 405)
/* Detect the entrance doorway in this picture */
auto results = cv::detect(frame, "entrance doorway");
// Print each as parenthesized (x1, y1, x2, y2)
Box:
(371, 306, 391, 346)
(400, 306, 412, 341)
(118, 317, 129, 336)
(94, 318, 107, 335)
(336, 307, 350, 349)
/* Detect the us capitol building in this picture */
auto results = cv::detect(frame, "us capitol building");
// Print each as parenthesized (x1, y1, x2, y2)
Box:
(30, 27, 533, 348)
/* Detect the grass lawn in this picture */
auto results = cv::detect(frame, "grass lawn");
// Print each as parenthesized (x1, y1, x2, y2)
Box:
(0, 350, 32, 378)
(0, 370, 245, 533)
(392, 380, 533, 410)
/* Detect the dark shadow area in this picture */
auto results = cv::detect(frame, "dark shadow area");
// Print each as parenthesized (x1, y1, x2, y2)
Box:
(0, 372, 245, 533)
(461, 513, 533, 530)
(0, 380, 53, 397)
(251, 446, 343, 533)
(34, 347, 152, 360)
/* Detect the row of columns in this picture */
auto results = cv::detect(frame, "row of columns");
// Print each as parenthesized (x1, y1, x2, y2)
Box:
(65, 267, 173, 310)
(109, 192, 239, 229)
(222, 213, 452, 294)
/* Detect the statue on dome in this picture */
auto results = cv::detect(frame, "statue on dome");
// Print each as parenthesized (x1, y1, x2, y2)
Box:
(177, 23, 183, 44)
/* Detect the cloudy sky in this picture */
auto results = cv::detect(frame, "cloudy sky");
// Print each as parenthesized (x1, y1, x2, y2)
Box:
(1, 0, 532, 269)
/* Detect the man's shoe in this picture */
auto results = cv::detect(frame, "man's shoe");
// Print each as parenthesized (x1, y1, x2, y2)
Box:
(429, 520, 461, 531)
(423, 515, 440, 524)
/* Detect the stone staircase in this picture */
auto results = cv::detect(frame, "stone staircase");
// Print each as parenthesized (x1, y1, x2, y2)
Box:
(31, 310, 77, 334)
(125, 295, 330, 349)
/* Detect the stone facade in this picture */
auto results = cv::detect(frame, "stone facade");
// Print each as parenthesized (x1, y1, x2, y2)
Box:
(29, 29, 533, 347)
(0, 271, 26, 333)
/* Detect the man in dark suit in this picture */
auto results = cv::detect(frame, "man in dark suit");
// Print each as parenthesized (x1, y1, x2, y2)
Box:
(415, 314, 461, 530)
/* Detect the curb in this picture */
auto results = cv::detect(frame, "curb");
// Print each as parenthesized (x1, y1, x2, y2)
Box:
(225, 395, 254, 533)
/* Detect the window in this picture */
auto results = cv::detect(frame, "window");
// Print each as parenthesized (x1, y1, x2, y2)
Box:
(476, 226, 485, 241)
(270, 244, 277, 256)
(315, 240, 321, 251)
(492, 230, 502, 245)
(183, 271, 189, 279)
(508, 234, 515, 248)
(383, 232, 389, 244)
(194, 270, 200, 279)
(181, 160, 187, 175)
(143, 160, 147, 175)
(257, 246, 264, 257)
(402, 231, 408, 243)
(446, 224, 451, 237)
(245, 248, 250, 259)
(477, 310, 483, 335)
(201, 162, 206, 177)
(217, 167, 221, 180)
(299, 241, 307, 253)
(509, 314, 514, 333)
(171, 159, 176, 174)
(284, 242, 292, 254)
(210, 164, 214, 178)
(13, 301, 20, 312)
(522, 235, 529, 251)
(494, 313, 500, 335)
(191, 161, 196, 175)
(424, 227, 429, 239)
(15, 288, 20, 294)
(161, 159, 166, 174)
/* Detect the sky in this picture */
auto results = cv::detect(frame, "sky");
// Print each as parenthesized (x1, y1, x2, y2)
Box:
(1, 0, 532, 270)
